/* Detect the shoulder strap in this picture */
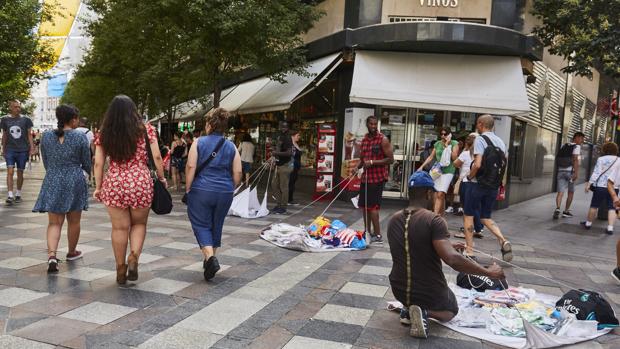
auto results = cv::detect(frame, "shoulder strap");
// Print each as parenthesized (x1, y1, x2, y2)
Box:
(594, 158, 618, 186)
(194, 137, 226, 178)
(481, 135, 494, 148)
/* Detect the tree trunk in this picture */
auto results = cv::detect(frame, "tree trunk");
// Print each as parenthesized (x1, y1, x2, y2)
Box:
(213, 82, 221, 108)
(166, 109, 173, 144)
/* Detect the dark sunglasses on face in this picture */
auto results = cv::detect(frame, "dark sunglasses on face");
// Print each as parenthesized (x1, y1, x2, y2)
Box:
(440, 132, 448, 136)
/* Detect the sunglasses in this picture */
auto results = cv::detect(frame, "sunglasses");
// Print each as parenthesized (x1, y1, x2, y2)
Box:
(440, 132, 448, 136)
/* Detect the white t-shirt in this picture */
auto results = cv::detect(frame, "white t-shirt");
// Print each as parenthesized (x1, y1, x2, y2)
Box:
(239, 141, 255, 163)
(558, 143, 581, 172)
(606, 161, 620, 189)
(457, 150, 473, 182)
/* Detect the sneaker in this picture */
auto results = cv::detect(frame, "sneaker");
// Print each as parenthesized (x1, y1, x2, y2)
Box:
(14, 196, 21, 203)
(553, 208, 560, 219)
(370, 235, 384, 244)
(47, 257, 59, 273)
(400, 308, 411, 325)
(65, 250, 83, 261)
(611, 267, 620, 285)
(580, 221, 592, 230)
(473, 231, 484, 239)
(605, 228, 614, 235)
(562, 211, 574, 218)
(203, 256, 220, 281)
(5, 197, 13, 206)
(445, 206, 454, 213)
(288, 201, 300, 206)
(501, 241, 513, 262)
(408, 305, 429, 338)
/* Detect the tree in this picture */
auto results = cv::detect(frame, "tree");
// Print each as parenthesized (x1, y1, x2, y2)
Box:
(532, 0, 620, 79)
(0, 0, 55, 106)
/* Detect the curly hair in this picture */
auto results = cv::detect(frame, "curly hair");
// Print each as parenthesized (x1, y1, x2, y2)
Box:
(99, 95, 146, 162)
(205, 107, 230, 134)
(602, 142, 618, 156)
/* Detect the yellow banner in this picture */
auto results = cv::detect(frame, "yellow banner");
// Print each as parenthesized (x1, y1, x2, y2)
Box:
(38, 0, 81, 68)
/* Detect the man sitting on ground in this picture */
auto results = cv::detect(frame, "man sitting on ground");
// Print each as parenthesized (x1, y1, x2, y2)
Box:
(387, 171, 505, 338)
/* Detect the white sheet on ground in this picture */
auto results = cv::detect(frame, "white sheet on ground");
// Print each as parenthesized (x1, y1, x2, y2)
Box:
(388, 285, 611, 349)
(260, 223, 358, 252)
(228, 186, 269, 219)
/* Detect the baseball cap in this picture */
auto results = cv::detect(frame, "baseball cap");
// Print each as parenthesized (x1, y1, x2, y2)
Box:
(408, 171, 435, 189)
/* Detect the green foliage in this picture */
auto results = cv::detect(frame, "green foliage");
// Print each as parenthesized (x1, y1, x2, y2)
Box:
(0, 0, 55, 105)
(532, 0, 620, 79)
(63, 0, 322, 127)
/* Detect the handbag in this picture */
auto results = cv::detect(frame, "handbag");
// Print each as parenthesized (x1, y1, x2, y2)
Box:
(144, 133, 173, 215)
(590, 158, 618, 191)
(182, 137, 226, 204)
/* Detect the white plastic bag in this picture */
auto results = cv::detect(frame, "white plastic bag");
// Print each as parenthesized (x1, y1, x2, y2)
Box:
(439, 143, 452, 167)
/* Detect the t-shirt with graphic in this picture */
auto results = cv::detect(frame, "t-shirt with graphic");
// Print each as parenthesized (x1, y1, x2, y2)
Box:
(434, 140, 459, 174)
(0, 115, 33, 152)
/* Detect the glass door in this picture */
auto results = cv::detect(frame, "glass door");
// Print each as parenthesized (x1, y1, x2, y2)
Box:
(379, 108, 412, 198)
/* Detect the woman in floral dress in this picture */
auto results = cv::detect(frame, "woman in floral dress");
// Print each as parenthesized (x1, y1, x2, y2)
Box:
(93, 95, 166, 284)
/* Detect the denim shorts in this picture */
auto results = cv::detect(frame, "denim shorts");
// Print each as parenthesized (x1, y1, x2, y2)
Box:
(463, 183, 498, 219)
(241, 161, 252, 174)
(4, 149, 28, 170)
(557, 171, 575, 193)
(590, 186, 617, 210)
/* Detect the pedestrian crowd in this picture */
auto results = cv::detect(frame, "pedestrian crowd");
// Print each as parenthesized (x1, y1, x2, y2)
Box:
(1, 99, 619, 341)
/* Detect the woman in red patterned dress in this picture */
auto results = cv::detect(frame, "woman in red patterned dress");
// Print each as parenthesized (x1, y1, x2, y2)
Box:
(93, 95, 166, 285)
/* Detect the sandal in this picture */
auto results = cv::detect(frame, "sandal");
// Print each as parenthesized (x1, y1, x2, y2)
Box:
(127, 252, 139, 281)
(501, 241, 513, 262)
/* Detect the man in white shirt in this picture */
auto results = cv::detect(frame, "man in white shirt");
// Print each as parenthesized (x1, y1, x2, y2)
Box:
(554, 132, 585, 219)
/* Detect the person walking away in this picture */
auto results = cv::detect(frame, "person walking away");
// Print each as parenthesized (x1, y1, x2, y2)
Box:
(93, 95, 166, 285)
(33, 105, 91, 272)
(185, 108, 242, 281)
(554, 132, 585, 219)
(238, 133, 255, 187)
(1, 100, 35, 205)
(417, 127, 459, 215)
(170, 133, 187, 192)
(388, 171, 505, 338)
(463, 115, 512, 261)
(75, 117, 95, 182)
(270, 121, 294, 215)
(288, 130, 303, 206)
(453, 133, 484, 239)
(581, 142, 618, 234)
(358, 115, 394, 243)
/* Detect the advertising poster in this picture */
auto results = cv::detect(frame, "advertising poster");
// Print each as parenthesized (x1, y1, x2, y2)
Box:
(315, 174, 333, 193)
(317, 154, 334, 173)
(314, 123, 337, 198)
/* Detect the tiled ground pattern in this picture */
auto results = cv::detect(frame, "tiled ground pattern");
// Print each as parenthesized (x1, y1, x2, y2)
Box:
(0, 163, 617, 348)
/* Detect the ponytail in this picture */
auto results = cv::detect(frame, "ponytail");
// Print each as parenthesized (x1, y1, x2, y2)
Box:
(54, 120, 65, 137)
(54, 104, 79, 138)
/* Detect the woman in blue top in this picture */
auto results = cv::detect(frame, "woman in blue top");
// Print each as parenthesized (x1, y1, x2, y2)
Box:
(185, 107, 242, 281)
(33, 105, 91, 273)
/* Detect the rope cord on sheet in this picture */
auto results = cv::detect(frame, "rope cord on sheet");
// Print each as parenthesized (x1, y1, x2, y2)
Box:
(247, 162, 269, 188)
(273, 168, 361, 225)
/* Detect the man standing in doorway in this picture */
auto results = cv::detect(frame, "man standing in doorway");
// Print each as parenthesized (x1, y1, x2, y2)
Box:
(0, 100, 34, 205)
(553, 132, 585, 219)
(464, 115, 512, 261)
(358, 115, 394, 243)
(270, 121, 293, 215)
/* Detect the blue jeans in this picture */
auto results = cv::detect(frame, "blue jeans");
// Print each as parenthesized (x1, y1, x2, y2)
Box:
(4, 149, 28, 170)
(460, 182, 483, 232)
(464, 183, 498, 219)
(187, 189, 233, 248)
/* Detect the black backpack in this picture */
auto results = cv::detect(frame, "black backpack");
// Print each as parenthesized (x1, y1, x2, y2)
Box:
(476, 135, 507, 190)
(555, 289, 619, 328)
(456, 271, 508, 292)
(556, 143, 576, 168)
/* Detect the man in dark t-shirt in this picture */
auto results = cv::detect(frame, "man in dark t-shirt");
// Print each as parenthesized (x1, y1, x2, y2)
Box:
(270, 121, 293, 214)
(387, 171, 504, 339)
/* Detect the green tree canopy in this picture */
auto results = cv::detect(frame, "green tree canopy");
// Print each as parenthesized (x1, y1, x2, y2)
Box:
(62, 0, 322, 129)
(0, 0, 55, 107)
(532, 0, 620, 79)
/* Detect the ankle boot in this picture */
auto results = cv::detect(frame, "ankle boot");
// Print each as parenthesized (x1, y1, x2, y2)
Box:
(116, 264, 128, 285)
(127, 252, 139, 281)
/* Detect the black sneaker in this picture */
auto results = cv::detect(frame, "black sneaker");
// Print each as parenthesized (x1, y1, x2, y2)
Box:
(5, 197, 13, 206)
(408, 305, 429, 338)
(400, 308, 411, 325)
(47, 257, 59, 273)
(370, 234, 383, 244)
(580, 221, 592, 230)
(553, 208, 560, 219)
(611, 267, 620, 285)
(562, 211, 574, 218)
(203, 256, 220, 281)
(14, 196, 21, 203)
(605, 228, 614, 235)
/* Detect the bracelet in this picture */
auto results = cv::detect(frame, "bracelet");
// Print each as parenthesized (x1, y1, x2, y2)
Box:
(370, 160, 373, 166)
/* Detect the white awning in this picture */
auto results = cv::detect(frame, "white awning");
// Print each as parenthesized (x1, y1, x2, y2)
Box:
(350, 51, 530, 116)
(237, 53, 341, 114)
(219, 77, 270, 112)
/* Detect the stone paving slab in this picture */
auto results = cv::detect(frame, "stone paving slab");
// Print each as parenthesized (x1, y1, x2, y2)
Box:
(0, 162, 617, 348)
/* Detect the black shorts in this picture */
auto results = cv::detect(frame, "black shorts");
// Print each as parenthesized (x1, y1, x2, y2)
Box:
(359, 182, 385, 210)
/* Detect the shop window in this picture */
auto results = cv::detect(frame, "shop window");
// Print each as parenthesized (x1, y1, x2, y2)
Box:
(510, 120, 526, 179)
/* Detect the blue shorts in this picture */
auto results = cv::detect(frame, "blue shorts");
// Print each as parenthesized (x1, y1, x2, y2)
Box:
(5, 150, 28, 170)
(241, 161, 252, 174)
(463, 183, 498, 219)
(590, 187, 617, 210)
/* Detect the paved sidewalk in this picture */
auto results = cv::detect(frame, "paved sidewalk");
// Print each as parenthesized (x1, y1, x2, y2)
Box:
(0, 162, 617, 348)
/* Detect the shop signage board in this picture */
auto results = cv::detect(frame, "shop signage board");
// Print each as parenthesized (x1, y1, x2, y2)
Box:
(419, 0, 459, 7)
(314, 123, 337, 199)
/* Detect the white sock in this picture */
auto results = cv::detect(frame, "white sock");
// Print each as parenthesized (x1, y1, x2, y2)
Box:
(585, 221, 592, 227)
(608, 225, 614, 231)
(15, 190, 21, 197)
(7, 191, 13, 198)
